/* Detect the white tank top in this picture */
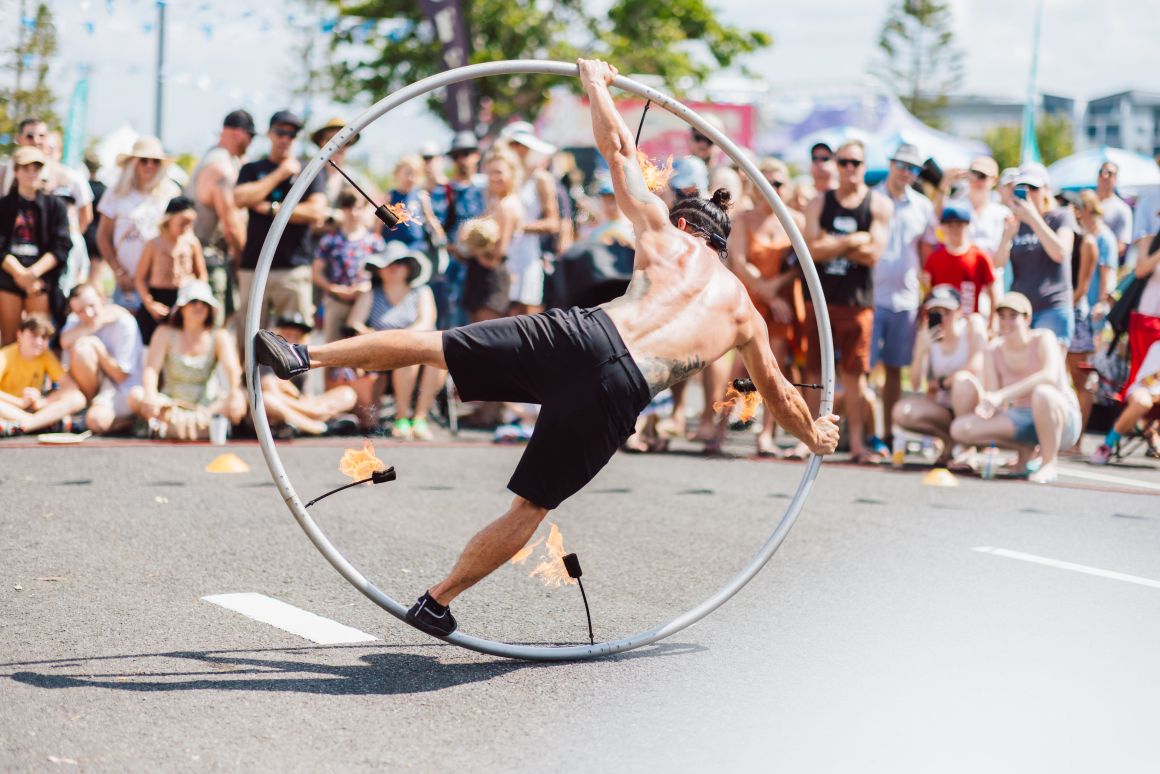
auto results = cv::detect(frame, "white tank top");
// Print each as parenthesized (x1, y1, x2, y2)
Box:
(508, 178, 542, 273)
(929, 318, 970, 380)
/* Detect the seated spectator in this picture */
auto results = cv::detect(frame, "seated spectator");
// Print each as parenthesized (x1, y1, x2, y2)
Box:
(950, 293, 1082, 483)
(1091, 229, 1160, 463)
(0, 314, 86, 435)
(60, 283, 144, 435)
(346, 243, 436, 440)
(128, 281, 246, 440)
(135, 196, 207, 345)
(892, 285, 986, 465)
(312, 187, 378, 345)
(0, 146, 71, 345)
(259, 313, 357, 437)
(923, 202, 997, 322)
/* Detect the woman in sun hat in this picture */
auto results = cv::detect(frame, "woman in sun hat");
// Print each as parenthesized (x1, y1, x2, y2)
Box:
(127, 279, 245, 440)
(96, 136, 180, 312)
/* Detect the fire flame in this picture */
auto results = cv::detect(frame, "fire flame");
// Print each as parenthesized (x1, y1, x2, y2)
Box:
(338, 440, 386, 482)
(637, 151, 674, 193)
(383, 201, 415, 226)
(509, 524, 575, 586)
(713, 385, 763, 422)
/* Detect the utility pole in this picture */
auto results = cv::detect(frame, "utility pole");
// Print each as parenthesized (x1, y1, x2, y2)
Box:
(155, 0, 166, 141)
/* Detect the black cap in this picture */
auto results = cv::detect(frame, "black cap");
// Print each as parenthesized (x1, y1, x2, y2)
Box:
(274, 312, 313, 333)
(165, 195, 195, 215)
(223, 109, 256, 135)
(269, 109, 304, 130)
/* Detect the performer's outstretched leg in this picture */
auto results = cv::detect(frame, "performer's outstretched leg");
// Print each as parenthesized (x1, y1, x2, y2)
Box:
(254, 329, 446, 379)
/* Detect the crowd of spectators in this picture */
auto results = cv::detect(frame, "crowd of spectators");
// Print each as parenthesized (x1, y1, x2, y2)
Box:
(1, 108, 1157, 480)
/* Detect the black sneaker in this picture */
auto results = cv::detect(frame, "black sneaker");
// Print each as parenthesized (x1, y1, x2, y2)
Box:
(405, 592, 457, 637)
(254, 330, 311, 379)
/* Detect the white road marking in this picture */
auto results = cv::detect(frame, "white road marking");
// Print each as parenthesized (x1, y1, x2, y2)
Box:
(202, 593, 379, 645)
(973, 547, 1160, 591)
(1056, 465, 1160, 492)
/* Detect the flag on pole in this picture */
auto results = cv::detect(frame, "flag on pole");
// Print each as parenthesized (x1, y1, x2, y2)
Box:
(62, 76, 90, 169)
(1020, 0, 1044, 164)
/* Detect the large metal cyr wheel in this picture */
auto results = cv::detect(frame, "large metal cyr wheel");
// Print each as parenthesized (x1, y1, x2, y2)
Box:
(243, 60, 836, 662)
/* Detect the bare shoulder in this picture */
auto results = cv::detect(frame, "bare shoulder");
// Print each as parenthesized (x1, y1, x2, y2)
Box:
(869, 189, 894, 217)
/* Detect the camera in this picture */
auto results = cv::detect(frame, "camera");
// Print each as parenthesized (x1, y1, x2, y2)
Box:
(927, 309, 943, 329)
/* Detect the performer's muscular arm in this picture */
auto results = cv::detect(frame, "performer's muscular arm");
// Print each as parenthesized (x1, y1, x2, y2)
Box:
(737, 308, 839, 455)
(579, 59, 669, 247)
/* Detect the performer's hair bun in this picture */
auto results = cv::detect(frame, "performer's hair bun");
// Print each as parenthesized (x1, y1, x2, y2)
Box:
(709, 188, 732, 211)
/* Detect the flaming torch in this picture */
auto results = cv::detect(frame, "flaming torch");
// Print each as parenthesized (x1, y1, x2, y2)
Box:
(304, 441, 396, 508)
(327, 160, 413, 230)
(510, 523, 594, 644)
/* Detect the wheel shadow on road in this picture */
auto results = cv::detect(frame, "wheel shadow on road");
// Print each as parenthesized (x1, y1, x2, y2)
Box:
(4, 641, 705, 696)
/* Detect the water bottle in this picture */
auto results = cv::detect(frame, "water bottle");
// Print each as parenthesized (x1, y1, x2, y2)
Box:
(891, 434, 906, 467)
(981, 444, 997, 480)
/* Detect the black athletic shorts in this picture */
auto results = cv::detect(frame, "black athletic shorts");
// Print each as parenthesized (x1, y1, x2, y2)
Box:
(442, 306, 651, 510)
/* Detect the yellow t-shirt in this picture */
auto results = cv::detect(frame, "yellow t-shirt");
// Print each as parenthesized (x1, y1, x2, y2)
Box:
(0, 343, 65, 395)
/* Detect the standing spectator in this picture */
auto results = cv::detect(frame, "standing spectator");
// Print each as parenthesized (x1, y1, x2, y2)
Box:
(1069, 191, 1119, 434)
(942, 156, 1008, 258)
(726, 157, 806, 456)
(993, 165, 1076, 349)
(1091, 222, 1160, 463)
(59, 283, 144, 435)
(81, 151, 106, 273)
(462, 148, 522, 322)
(128, 281, 246, 440)
(950, 293, 1081, 484)
(96, 136, 180, 314)
(382, 155, 429, 249)
(808, 141, 837, 200)
(0, 314, 87, 435)
(802, 139, 892, 463)
(872, 143, 939, 449)
(309, 116, 362, 205)
(190, 109, 254, 328)
(444, 131, 486, 329)
(499, 122, 559, 315)
(0, 118, 94, 235)
(312, 188, 379, 344)
(134, 196, 207, 344)
(347, 244, 437, 440)
(234, 110, 327, 355)
(892, 285, 987, 465)
(0, 147, 71, 343)
(1095, 161, 1132, 263)
(923, 203, 997, 319)
(1131, 155, 1160, 273)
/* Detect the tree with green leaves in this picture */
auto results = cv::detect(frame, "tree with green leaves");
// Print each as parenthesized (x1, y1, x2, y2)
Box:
(327, 0, 770, 132)
(1, 2, 59, 149)
(874, 0, 963, 129)
(983, 114, 1075, 171)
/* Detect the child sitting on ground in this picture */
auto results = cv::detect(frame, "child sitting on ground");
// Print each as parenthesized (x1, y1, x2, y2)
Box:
(0, 314, 87, 435)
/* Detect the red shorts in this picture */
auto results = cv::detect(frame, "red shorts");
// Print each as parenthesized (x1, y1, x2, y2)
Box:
(1127, 311, 1160, 390)
(805, 303, 873, 376)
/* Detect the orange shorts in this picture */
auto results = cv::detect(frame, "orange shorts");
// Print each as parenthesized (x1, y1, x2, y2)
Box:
(805, 303, 873, 376)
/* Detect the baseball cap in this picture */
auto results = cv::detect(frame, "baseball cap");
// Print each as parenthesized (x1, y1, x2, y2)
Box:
(670, 155, 709, 197)
(968, 156, 999, 178)
(223, 109, 256, 135)
(924, 284, 962, 311)
(269, 110, 304, 130)
(12, 146, 47, 167)
(890, 143, 924, 169)
(499, 121, 556, 155)
(1014, 162, 1049, 189)
(998, 167, 1020, 187)
(448, 131, 479, 155)
(996, 292, 1032, 317)
(809, 141, 833, 157)
(940, 202, 972, 223)
(419, 141, 442, 159)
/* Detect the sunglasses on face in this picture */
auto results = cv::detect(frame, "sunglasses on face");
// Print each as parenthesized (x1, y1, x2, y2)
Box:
(272, 128, 299, 139)
(449, 150, 474, 160)
(1099, 169, 1116, 178)
(137, 157, 161, 166)
(836, 158, 863, 168)
(22, 132, 46, 141)
(811, 155, 832, 164)
(691, 133, 712, 145)
(970, 170, 989, 181)
(893, 161, 921, 175)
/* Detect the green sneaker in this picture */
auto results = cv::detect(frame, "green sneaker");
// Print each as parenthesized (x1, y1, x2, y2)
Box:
(392, 417, 413, 440)
(410, 417, 433, 441)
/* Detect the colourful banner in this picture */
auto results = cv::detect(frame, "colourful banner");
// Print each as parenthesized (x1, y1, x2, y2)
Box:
(62, 76, 89, 169)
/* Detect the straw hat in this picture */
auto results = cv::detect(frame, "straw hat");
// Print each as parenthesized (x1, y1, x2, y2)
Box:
(115, 136, 172, 167)
(310, 116, 359, 148)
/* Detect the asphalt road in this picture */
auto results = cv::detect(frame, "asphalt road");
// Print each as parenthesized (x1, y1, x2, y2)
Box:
(2, 432, 1158, 773)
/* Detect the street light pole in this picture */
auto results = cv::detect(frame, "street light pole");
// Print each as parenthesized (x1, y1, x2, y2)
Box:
(155, 0, 166, 141)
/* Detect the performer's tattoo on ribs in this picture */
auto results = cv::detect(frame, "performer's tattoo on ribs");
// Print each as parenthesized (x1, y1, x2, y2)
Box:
(637, 354, 707, 397)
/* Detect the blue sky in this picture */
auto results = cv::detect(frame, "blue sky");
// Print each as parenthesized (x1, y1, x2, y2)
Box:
(30, 0, 1160, 166)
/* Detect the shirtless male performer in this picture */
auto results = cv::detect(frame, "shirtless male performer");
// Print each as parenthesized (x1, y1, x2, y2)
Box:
(254, 59, 840, 638)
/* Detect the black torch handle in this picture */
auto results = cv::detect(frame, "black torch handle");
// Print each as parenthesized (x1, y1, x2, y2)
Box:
(577, 578, 594, 646)
(327, 160, 399, 229)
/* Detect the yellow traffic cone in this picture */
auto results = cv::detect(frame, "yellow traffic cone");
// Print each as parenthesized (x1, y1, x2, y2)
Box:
(922, 467, 959, 487)
(205, 453, 251, 474)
